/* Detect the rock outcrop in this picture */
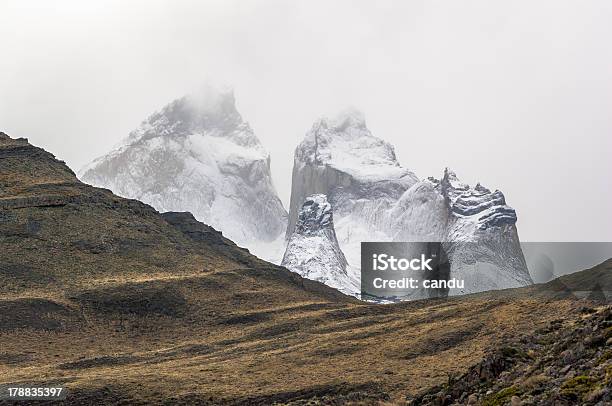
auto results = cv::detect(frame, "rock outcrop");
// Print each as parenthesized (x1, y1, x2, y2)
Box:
(282, 194, 359, 296)
(437, 168, 532, 295)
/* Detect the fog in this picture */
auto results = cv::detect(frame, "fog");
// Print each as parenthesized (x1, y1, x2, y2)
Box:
(1, 0, 611, 241)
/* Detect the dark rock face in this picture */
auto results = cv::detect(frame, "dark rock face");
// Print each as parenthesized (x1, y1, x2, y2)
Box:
(162, 211, 226, 245)
(440, 168, 517, 230)
(295, 194, 335, 235)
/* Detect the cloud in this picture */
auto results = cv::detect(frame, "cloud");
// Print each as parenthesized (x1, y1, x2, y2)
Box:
(0, 0, 611, 241)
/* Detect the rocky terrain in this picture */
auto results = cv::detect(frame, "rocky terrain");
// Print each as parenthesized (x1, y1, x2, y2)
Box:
(411, 304, 612, 405)
(79, 85, 287, 261)
(0, 132, 609, 405)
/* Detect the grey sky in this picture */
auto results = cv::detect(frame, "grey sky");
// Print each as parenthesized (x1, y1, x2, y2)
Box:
(1, 0, 611, 241)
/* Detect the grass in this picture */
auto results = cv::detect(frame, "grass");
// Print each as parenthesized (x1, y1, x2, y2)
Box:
(560, 375, 598, 400)
(482, 386, 520, 406)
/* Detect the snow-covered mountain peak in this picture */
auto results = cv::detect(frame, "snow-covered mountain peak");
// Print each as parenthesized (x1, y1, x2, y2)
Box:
(287, 110, 419, 238)
(120, 85, 261, 152)
(295, 194, 334, 235)
(79, 89, 287, 256)
(474, 182, 492, 194)
(285, 112, 531, 298)
(295, 109, 412, 183)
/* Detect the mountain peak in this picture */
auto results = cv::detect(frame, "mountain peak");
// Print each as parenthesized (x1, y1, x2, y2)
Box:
(441, 167, 469, 191)
(79, 89, 287, 251)
(124, 84, 246, 148)
(296, 109, 414, 183)
(185, 84, 236, 115)
(0, 131, 29, 146)
(0, 133, 76, 177)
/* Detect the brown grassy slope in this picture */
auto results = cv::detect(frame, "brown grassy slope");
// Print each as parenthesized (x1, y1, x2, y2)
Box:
(0, 132, 607, 405)
(0, 132, 347, 302)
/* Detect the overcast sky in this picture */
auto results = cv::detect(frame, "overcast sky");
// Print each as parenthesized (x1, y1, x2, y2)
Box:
(1, 0, 610, 241)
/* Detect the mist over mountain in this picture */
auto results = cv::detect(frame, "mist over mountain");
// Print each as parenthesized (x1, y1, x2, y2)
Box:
(79, 85, 287, 260)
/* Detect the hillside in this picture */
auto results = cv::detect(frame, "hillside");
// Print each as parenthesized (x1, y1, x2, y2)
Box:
(0, 132, 609, 405)
(412, 303, 611, 405)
